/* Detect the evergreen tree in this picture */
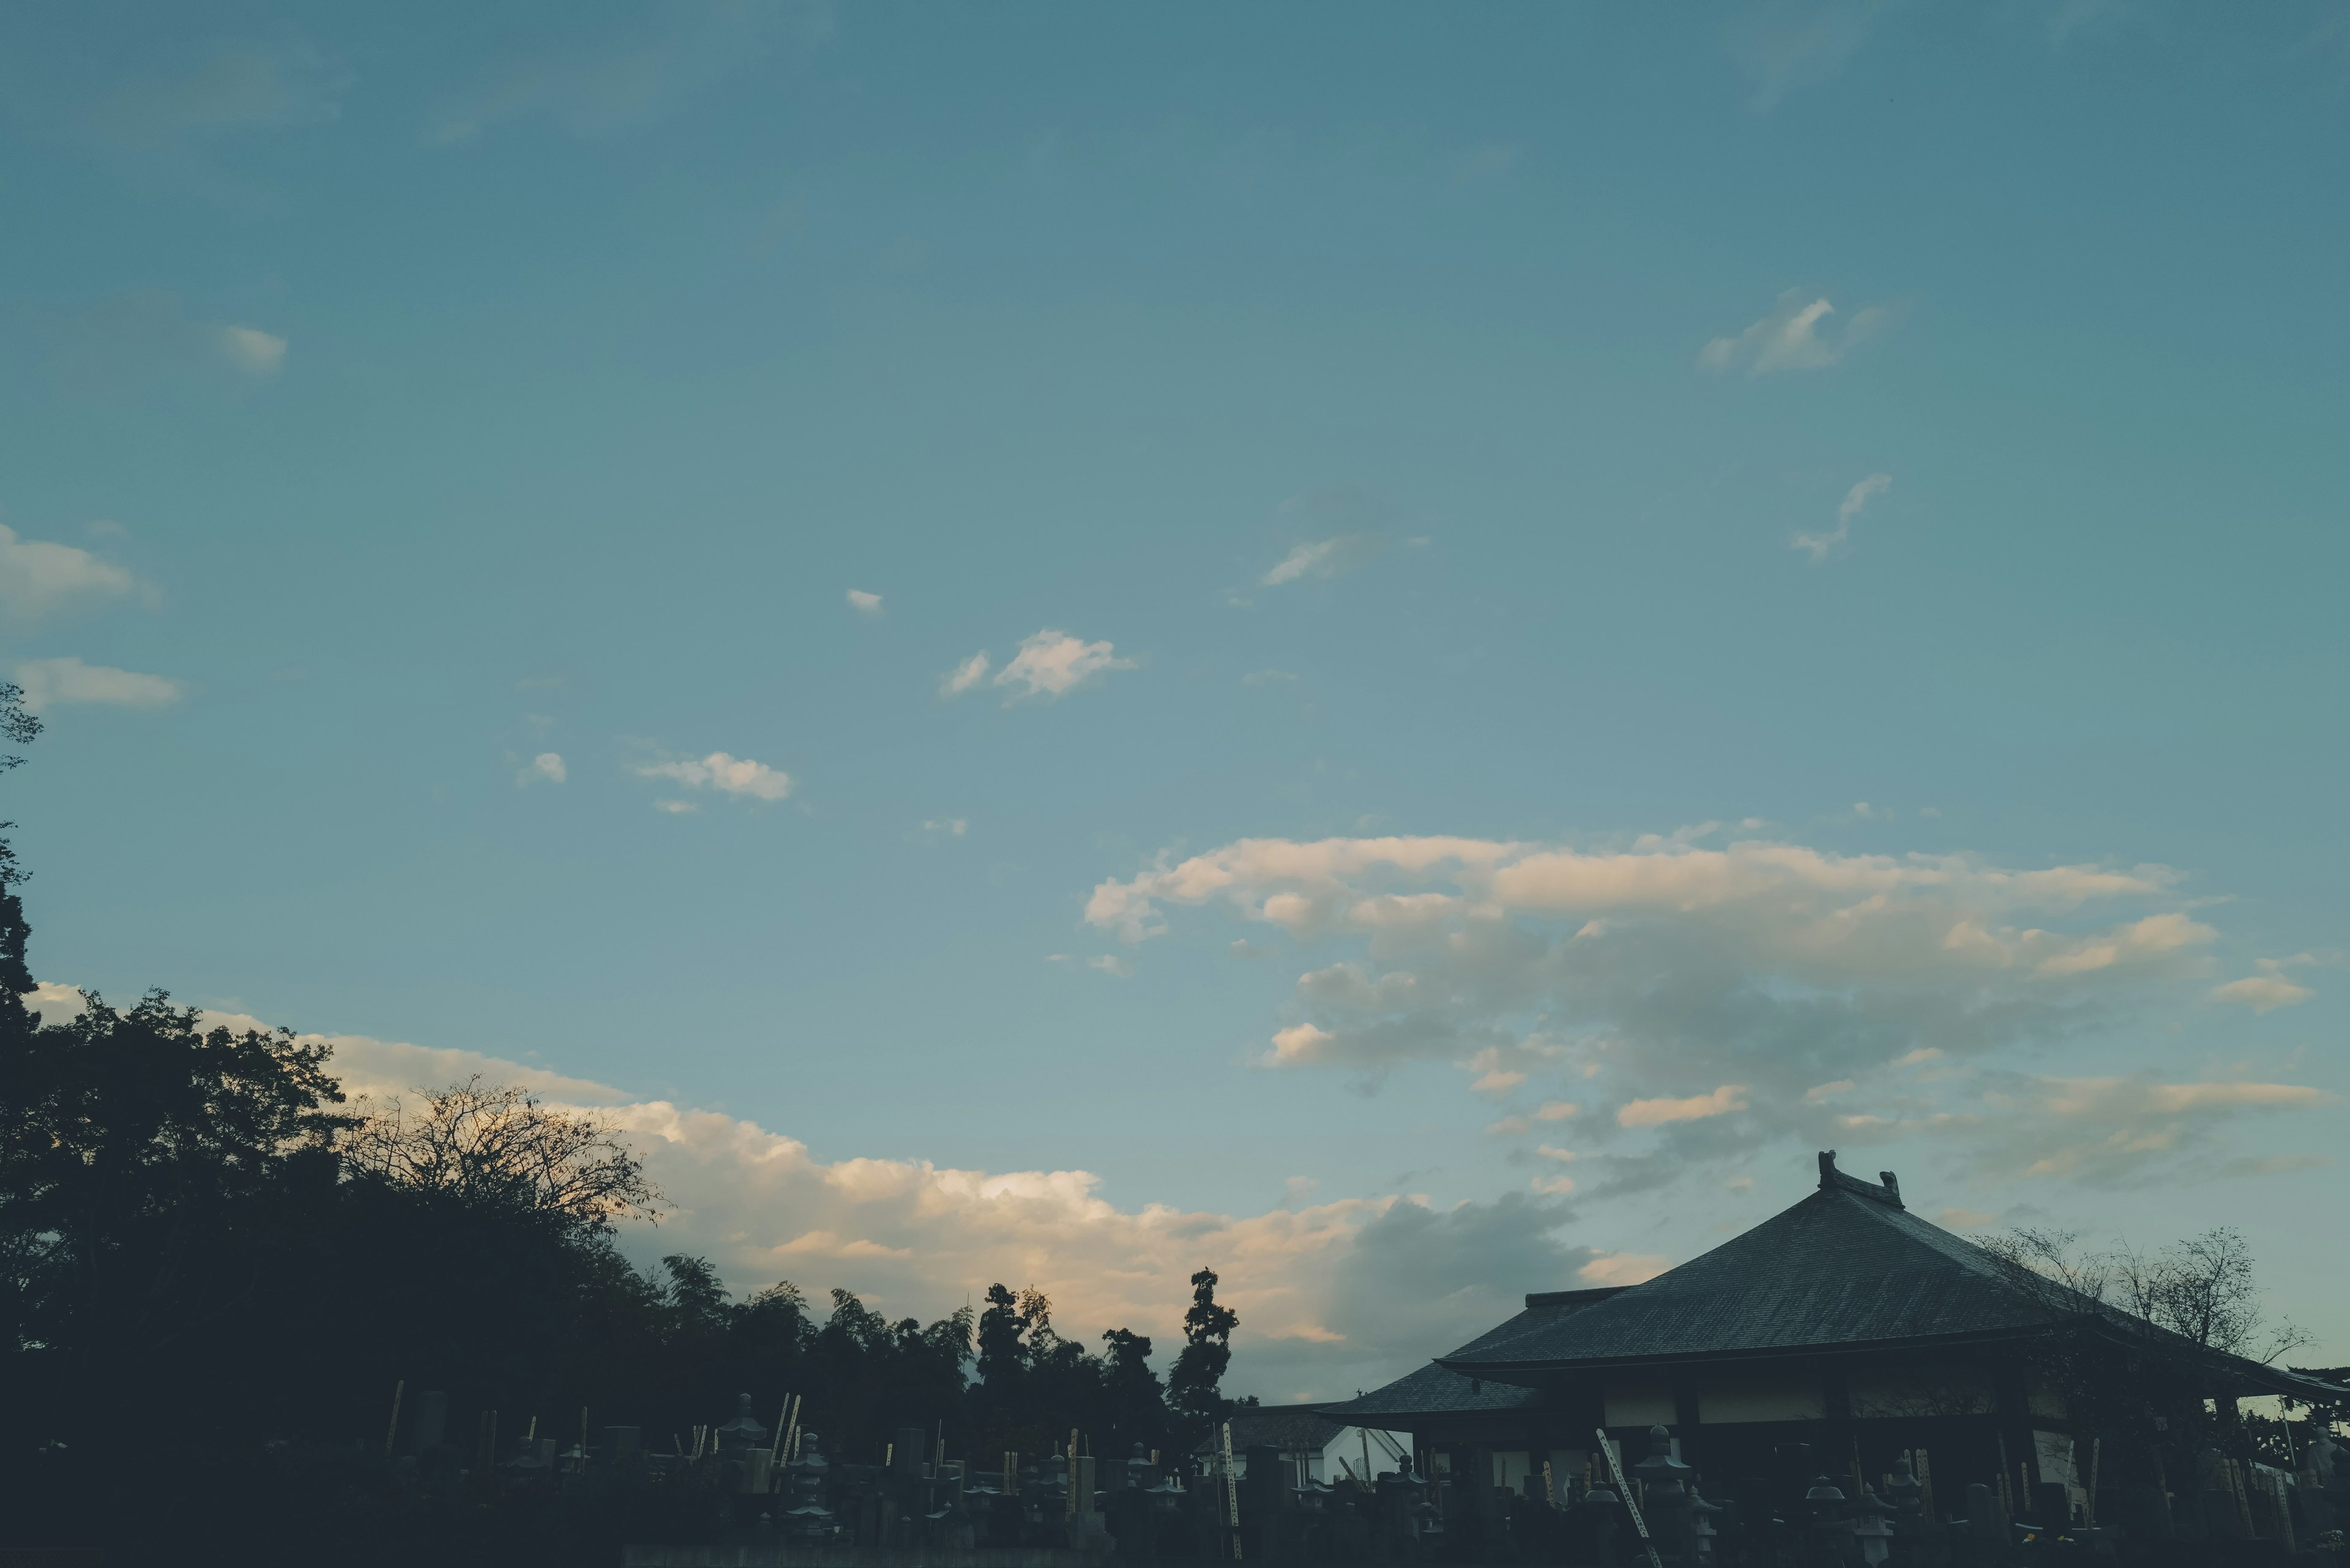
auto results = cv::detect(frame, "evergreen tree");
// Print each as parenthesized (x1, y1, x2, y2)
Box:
(975, 1280, 1031, 1393)
(0, 681, 40, 1046)
(1099, 1326, 1171, 1457)
(1166, 1264, 1237, 1447)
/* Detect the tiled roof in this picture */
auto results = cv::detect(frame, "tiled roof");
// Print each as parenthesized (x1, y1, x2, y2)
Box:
(1438, 1155, 2350, 1403)
(1192, 1403, 1348, 1455)
(1315, 1361, 1541, 1422)
(1316, 1288, 1627, 1422)
(1446, 1173, 2047, 1372)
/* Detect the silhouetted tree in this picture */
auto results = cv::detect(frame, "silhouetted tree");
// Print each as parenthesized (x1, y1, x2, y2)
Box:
(345, 1077, 663, 1231)
(1166, 1264, 1237, 1447)
(976, 1280, 1031, 1393)
(0, 680, 40, 1043)
(1100, 1325, 1171, 1458)
(0, 991, 354, 1435)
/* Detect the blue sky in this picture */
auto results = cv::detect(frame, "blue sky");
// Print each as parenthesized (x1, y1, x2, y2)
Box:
(2, 0, 2345, 1397)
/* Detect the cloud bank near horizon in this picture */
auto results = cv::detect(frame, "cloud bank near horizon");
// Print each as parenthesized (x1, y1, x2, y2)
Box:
(25, 986, 1623, 1402)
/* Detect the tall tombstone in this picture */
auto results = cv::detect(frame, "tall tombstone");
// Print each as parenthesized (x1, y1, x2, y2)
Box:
(893, 1427, 928, 1481)
(405, 1390, 449, 1455)
(1239, 1443, 1286, 1561)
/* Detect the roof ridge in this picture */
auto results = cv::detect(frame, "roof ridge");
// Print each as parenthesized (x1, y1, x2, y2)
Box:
(1817, 1149, 1903, 1207)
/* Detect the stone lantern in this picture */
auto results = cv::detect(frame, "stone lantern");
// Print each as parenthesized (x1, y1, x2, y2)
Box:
(1632, 1426, 1697, 1564)
(1847, 1487, 1897, 1565)
(1804, 1475, 1851, 1562)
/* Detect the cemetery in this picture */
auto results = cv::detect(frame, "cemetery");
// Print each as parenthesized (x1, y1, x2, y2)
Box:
(357, 1153, 2339, 1566)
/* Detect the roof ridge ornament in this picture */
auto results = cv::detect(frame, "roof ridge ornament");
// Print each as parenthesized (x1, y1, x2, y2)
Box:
(1816, 1149, 1904, 1209)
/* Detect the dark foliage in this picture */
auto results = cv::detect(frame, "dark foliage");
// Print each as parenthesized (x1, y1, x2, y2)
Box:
(0, 704, 1185, 1562)
(1167, 1264, 1239, 1449)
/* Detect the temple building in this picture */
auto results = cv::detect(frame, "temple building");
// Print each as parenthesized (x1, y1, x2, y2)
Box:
(1320, 1152, 2343, 1533)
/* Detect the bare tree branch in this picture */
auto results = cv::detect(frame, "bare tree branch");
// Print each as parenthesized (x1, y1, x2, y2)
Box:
(344, 1077, 664, 1233)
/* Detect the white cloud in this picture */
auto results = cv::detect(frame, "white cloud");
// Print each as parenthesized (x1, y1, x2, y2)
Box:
(1792, 473, 1892, 562)
(920, 818, 968, 838)
(12, 657, 182, 712)
(0, 526, 140, 622)
(989, 629, 1134, 701)
(1076, 829, 2318, 1192)
(517, 751, 566, 786)
(215, 324, 286, 376)
(1238, 489, 1408, 602)
(634, 750, 792, 802)
(939, 651, 991, 698)
(1262, 535, 1383, 587)
(1619, 1085, 1749, 1128)
(1701, 290, 1890, 375)
(846, 589, 882, 616)
(2211, 958, 2315, 1014)
(1578, 1252, 1671, 1288)
(28, 980, 85, 1018)
(654, 799, 699, 815)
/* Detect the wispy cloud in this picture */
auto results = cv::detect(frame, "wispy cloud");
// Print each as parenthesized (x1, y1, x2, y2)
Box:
(845, 589, 882, 616)
(425, 0, 831, 145)
(1723, 1, 1900, 111)
(634, 750, 793, 802)
(1701, 289, 1890, 375)
(517, 752, 566, 787)
(0, 30, 349, 149)
(1263, 536, 1384, 587)
(1618, 1086, 1749, 1128)
(2211, 956, 2316, 1014)
(12, 657, 182, 713)
(939, 651, 991, 698)
(0, 25, 349, 206)
(1792, 473, 1892, 561)
(1454, 142, 1523, 183)
(34, 293, 292, 391)
(0, 526, 142, 623)
(1252, 488, 1404, 592)
(214, 324, 286, 375)
(1051, 952, 1134, 977)
(944, 630, 1134, 703)
(1963, 1074, 2337, 1187)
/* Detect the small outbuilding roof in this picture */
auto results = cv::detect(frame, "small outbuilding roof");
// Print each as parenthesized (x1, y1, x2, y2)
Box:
(1190, 1403, 1349, 1455)
(1317, 1288, 1625, 1424)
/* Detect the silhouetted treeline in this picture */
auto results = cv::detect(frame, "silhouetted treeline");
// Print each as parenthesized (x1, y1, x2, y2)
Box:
(0, 683, 1234, 1562)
